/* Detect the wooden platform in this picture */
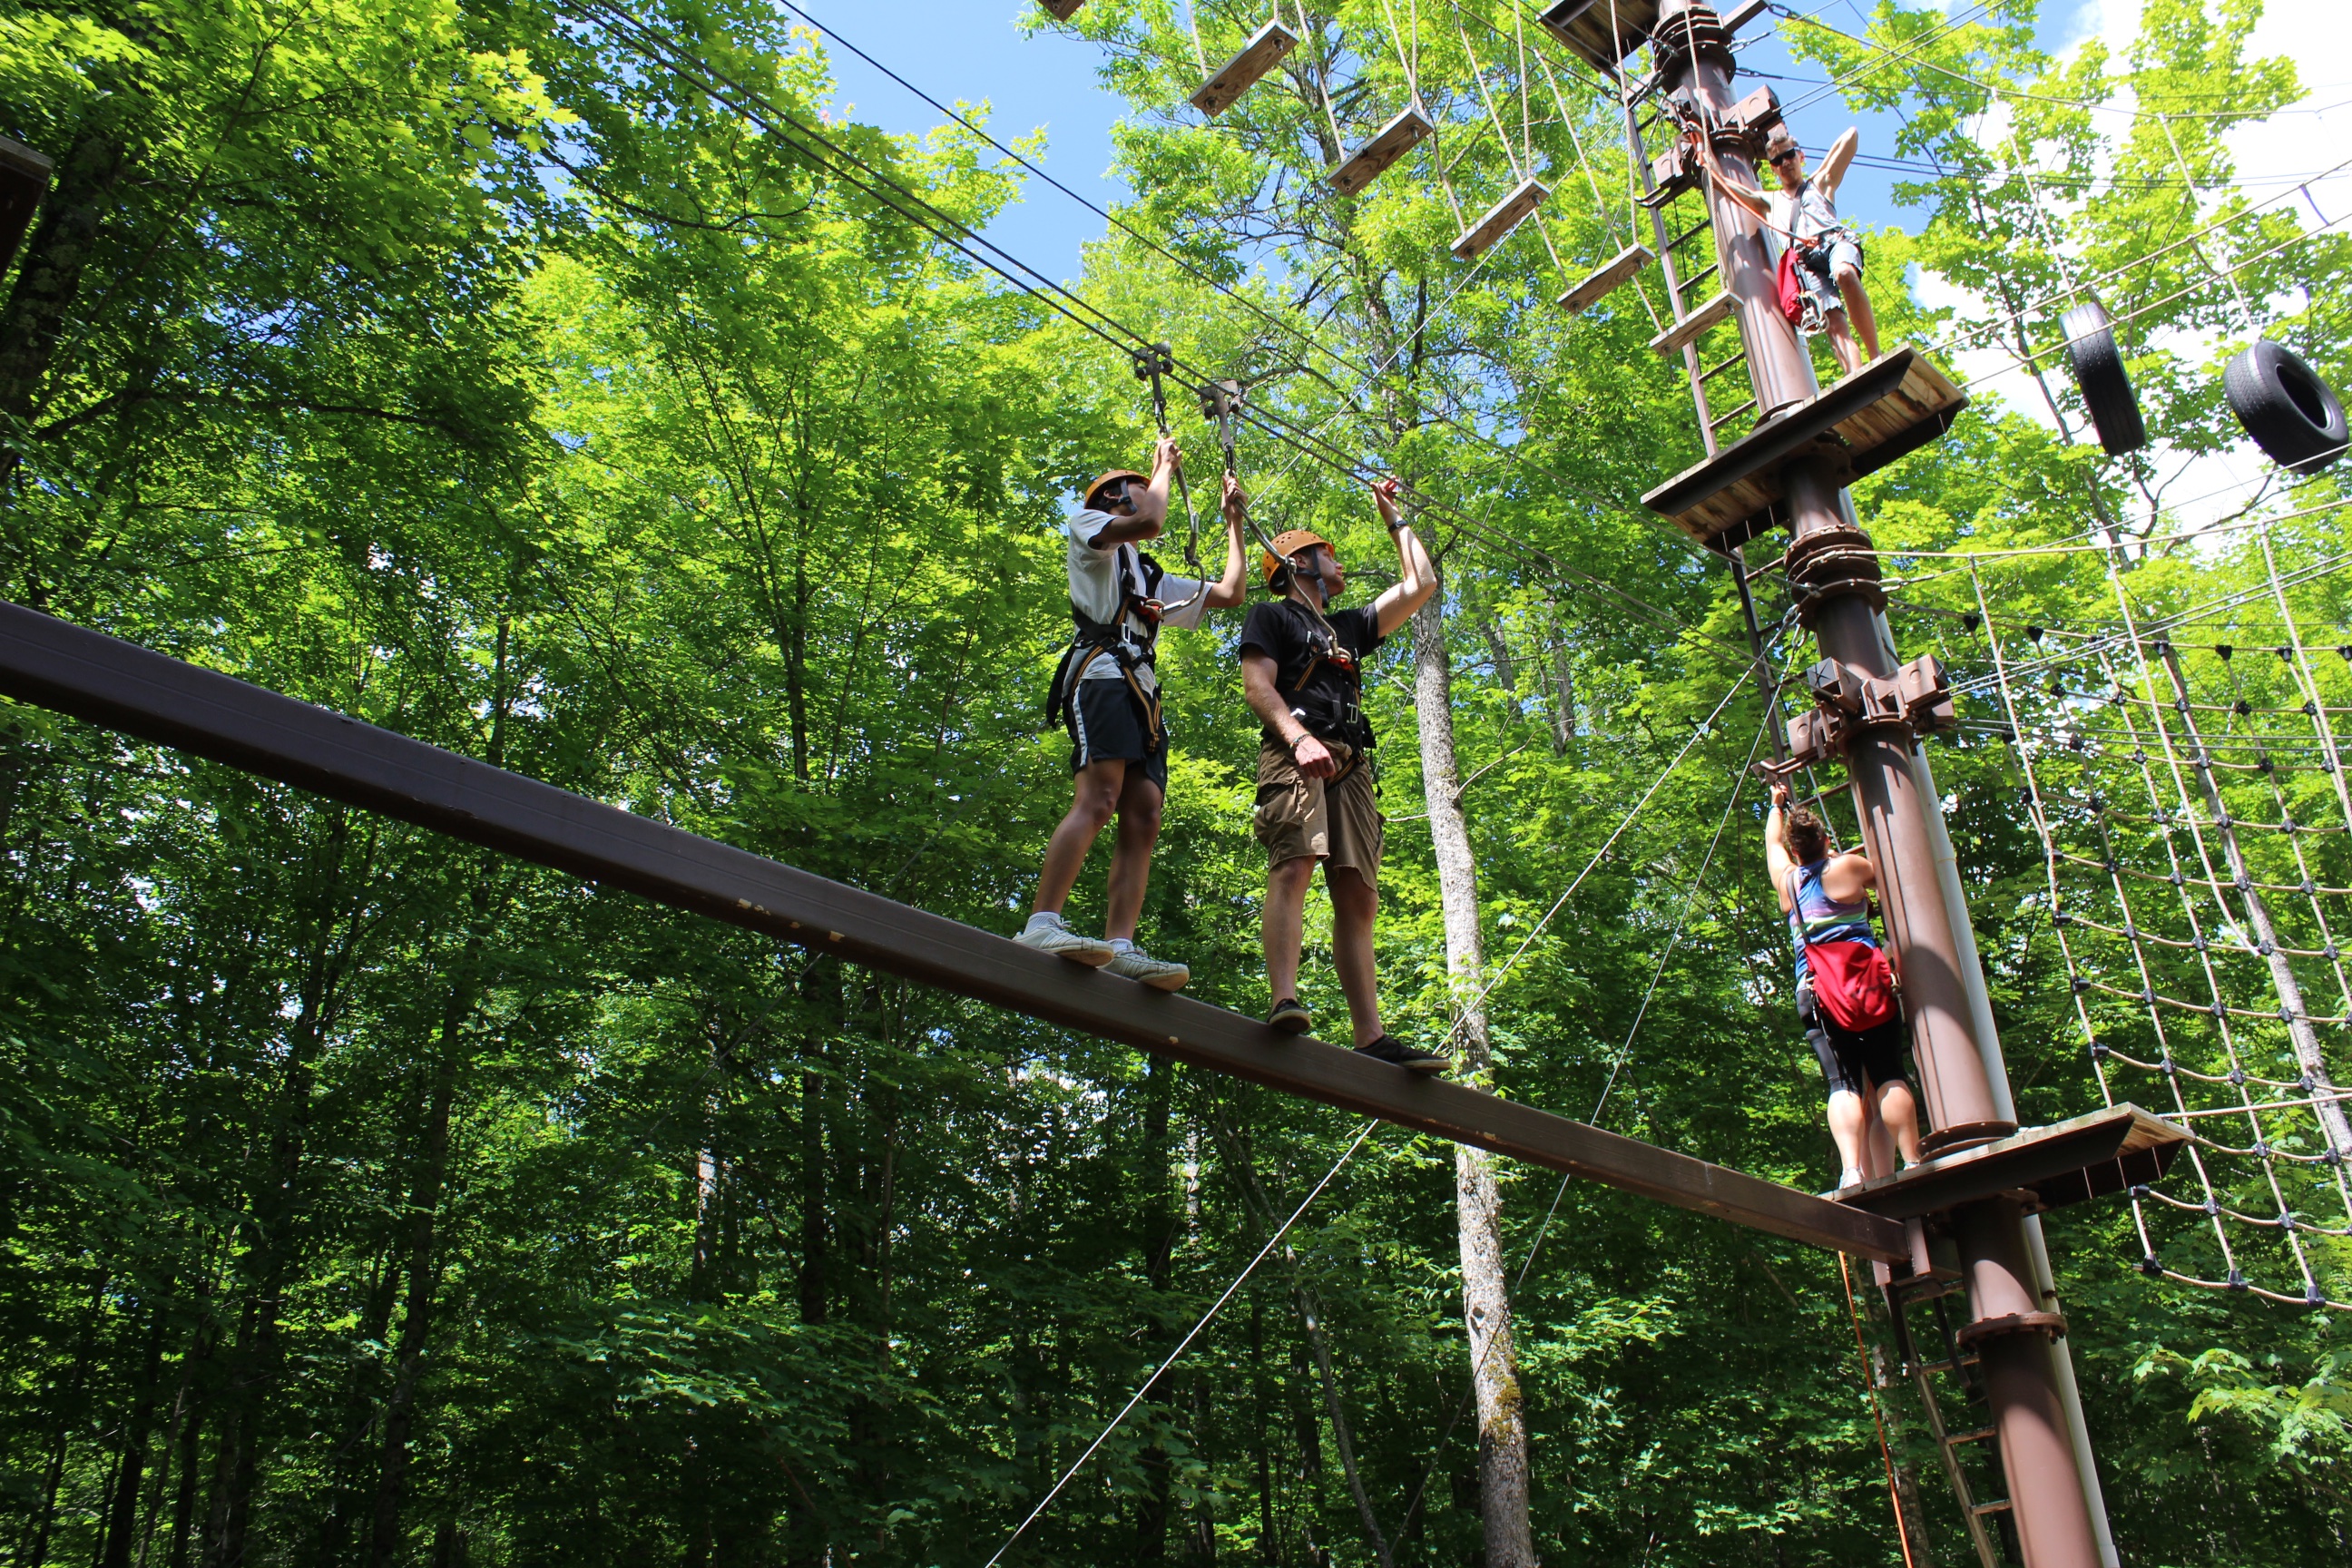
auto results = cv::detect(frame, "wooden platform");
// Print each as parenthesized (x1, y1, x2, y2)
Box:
(1538, 0, 1656, 75)
(1558, 243, 1652, 313)
(1038, 0, 1086, 20)
(1451, 178, 1549, 260)
(1191, 19, 1296, 117)
(1330, 106, 1434, 196)
(1834, 1105, 2188, 1220)
(0, 600, 1911, 1264)
(1649, 290, 1734, 357)
(1642, 347, 1969, 549)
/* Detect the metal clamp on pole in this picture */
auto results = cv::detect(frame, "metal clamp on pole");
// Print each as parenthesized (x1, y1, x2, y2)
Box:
(1785, 653, 1955, 766)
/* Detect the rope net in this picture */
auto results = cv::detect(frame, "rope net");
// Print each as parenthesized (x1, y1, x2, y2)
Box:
(1955, 527, 2352, 1311)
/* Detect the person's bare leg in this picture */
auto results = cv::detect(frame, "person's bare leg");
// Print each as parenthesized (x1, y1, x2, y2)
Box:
(1823, 307, 1864, 376)
(1837, 264, 1879, 360)
(1102, 770, 1165, 942)
(1263, 856, 1318, 1005)
(1876, 1077, 1923, 1166)
(1827, 1088, 1869, 1184)
(1328, 867, 1385, 1045)
(1864, 1080, 1896, 1181)
(1032, 759, 1126, 917)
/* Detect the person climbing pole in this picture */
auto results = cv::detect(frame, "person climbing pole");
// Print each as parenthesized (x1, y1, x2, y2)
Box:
(1706, 124, 1880, 376)
(1242, 476, 1440, 1069)
(1018, 437, 1250, 987)
(1763, 779, 1921, 1190)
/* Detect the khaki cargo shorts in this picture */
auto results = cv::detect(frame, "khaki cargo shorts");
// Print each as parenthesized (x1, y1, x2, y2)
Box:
(1253, 739, 1384, 888)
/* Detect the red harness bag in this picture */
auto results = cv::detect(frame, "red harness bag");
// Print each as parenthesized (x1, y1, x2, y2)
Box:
(1775, 246, 1807, 325)
(1789, 871, 1898, 1031)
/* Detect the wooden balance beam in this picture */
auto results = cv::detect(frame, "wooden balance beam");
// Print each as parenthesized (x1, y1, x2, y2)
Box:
(0, 600, 1909, 1263)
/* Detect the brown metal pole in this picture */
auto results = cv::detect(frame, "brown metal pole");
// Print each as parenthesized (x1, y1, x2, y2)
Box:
(1647, 7, 2102, 1563)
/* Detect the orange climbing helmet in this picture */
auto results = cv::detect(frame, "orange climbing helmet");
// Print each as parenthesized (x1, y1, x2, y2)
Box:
(1260, 527, 1333, 589)
(1084, 469, 1150, 510)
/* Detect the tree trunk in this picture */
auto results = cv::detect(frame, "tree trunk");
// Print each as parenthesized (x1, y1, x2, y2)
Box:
(1477, 617, 1523, 725)
(1135, 1054, 1178, 1561)
(1545, 604, 1579, 754)
(368, 955, 479, 1568)
(1410, 592, 1535, 1568)
(100, 1300, 172, 1568)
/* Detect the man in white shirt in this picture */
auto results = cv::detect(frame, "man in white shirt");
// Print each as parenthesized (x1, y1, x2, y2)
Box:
(1708, 124, 1879, 375)
(1017, 436, 1248, 988)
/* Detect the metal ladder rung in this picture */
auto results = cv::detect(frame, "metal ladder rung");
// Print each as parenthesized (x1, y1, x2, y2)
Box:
(1710, 397, 1757, 429)
(1915, 1354, 1982, 1377)
(1972, 1499, 2014, 1517)
(1664, 218, 1712, 252)
(1698, 351, 1747, 385)
(1682, 262, 1720, 290)
(1945, 1426, 1997, 1446)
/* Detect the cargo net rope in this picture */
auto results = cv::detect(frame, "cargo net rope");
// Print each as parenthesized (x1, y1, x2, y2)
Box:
(1936, 524, 2352, 1310)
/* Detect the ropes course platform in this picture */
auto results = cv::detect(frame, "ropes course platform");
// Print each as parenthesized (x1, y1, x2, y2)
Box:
(1832, 1105, 2189, 1221)
(1642, 347, 1968, 552)
(0, 600, 1910, 1262)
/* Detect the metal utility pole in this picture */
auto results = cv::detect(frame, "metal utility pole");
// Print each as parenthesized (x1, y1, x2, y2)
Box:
(1640, 5, 2112, 1563)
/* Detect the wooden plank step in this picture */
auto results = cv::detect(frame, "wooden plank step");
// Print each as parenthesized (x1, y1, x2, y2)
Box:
(1538, 0, 1659, 76)
(1038, 0, 1085, 19)
(1191, 19, 1298, 117)
(1973, 1499, 2015, 1517)
(1648, 290, 1734, 358)
(1330, 105, 1435, 197)
(1557, 243, 1652, 313)
(0, 600, 1915, 1266)
(1946, 1426, 1998, 1446)
(1452, 177, 1550, 260)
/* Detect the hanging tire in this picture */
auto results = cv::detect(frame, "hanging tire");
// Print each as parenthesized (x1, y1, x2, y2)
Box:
(2224, 338, 2348, 475)
(2060, 300, 2148, 456)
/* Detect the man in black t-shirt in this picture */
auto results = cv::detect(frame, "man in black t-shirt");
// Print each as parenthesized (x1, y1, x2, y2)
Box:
(1239, 477, 1442, 1071)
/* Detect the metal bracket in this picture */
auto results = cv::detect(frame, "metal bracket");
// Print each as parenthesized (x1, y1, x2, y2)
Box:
(1785, 653, 1955, 766)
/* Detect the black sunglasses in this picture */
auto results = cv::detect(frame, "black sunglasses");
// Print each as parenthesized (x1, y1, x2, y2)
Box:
(1769, 148, 1802, 166)
(1096, 478, 1134, 506)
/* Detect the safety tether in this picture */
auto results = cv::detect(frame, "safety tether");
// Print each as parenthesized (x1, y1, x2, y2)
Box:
(1132, 342, 1211, 617)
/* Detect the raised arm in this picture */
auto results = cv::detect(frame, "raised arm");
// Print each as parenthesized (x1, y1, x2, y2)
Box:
(1084, 436, 1181, 545)
(1368, 478, 1437, 638)
(1700, 137, 1773, 220)
(1816, 127, 1859, 201)
(1765, 782, 1796, 912)
(1204, 474, 1250, 609)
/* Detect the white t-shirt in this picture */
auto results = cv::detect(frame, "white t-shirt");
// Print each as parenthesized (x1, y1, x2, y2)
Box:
(1767, 178, 1842, 255)
(1065, 508, 1208, 695)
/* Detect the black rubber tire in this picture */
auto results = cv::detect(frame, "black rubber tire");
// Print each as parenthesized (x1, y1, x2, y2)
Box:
(2060, 299, 2148, 456)
(2224, 338, 2348, 475)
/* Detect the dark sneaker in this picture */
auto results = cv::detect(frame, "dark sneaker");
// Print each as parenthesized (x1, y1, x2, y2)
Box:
(1355, 1035, 1450, 1074)
(1268, 997, 1313, 1034)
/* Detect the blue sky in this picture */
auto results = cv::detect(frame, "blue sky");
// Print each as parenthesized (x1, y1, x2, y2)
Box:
(793, 1, 2122, 285)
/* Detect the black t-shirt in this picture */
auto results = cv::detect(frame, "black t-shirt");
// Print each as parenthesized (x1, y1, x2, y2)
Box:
(1239, 599, 1384, 748)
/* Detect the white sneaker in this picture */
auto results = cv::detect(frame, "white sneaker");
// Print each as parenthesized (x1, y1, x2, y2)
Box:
(1106, 944, 1191, 991)
(1014, 916, 1115, 966)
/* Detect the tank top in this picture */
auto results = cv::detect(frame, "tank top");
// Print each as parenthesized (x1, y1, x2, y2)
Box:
(1788, 858, 1875, 987)
(1768, 178, 1845, 250)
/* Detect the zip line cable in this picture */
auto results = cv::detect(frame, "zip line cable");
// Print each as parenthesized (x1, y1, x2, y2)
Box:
(779, 0, 1699, 568)
(980, 1117, 1383, 1567)
(577, 0, 1748, 667)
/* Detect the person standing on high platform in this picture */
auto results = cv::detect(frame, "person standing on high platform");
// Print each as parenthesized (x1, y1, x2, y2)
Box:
(1240, 477, 1441, 1070)
(1708, 124, 1881, 376)
(1764, 779, 1922, 1190)
(1018, 439, 1249, 988)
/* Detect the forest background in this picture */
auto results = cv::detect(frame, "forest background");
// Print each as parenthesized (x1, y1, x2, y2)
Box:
(0, 1, 2346, 1565)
